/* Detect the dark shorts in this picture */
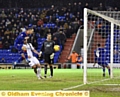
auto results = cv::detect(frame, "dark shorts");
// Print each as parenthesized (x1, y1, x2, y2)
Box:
(44, 53, 54, 64)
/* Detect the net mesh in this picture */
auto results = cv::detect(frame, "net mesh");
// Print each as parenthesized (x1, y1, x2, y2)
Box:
(85, 9, 120, 85)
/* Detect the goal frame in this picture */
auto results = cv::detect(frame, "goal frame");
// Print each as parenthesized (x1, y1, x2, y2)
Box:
(83, 8, 114, 84)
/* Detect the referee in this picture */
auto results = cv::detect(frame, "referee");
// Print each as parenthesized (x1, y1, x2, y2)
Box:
(40, 34, 55, 78)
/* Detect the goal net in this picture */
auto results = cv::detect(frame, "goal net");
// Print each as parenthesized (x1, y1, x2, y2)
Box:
(83, 8, 120, 86)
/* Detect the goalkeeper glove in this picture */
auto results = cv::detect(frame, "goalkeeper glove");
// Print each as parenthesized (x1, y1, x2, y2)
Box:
(50, 53, 54, 59)
(38, 51, 42, 57)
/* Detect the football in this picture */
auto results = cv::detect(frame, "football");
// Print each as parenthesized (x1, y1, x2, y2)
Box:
(54, 45, 60, 52)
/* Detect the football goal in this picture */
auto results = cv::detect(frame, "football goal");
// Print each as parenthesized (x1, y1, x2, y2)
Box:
(83, 8, 120, 85)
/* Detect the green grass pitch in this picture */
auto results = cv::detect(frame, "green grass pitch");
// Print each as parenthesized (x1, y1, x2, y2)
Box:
(0, 69, 120, 97)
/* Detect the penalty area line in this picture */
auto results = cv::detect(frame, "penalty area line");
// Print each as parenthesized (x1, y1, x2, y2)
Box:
(102, 84, 120, 86)
(60, 84, 85, 91)
(60, 76, 120, 91)
(60, 79, 111, 91)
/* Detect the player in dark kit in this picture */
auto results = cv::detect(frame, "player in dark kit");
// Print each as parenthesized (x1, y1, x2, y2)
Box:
(40, 34, 55, 78)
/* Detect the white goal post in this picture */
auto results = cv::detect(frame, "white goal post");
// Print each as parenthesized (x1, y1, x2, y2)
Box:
(83, 8, 120, 84)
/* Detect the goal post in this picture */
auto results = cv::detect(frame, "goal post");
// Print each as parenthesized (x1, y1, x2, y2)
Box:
(83, 8, 120, 85)
(83, 8, 88, 84)
(110, 22, 114, 79)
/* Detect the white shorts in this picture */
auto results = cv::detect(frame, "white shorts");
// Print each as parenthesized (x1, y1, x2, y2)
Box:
(28, 56, 40, 67)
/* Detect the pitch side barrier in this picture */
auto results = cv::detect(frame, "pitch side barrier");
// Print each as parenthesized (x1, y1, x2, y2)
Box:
(62, 63, 120, 69)
(13, 63, 61, 69)
(0, 63, 13, 69)
(0, 63, 61, 69)
(0, 63, 120, 69)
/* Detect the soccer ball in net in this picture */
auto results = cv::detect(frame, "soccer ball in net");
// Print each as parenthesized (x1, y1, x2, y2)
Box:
(54, 45, 60, 52)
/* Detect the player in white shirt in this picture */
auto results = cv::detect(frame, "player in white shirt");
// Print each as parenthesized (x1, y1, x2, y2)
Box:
(22, 39, 43, 79)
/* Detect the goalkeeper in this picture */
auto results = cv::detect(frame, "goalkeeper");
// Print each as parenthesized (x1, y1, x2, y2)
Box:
(40, 34, 55, 78)
(93, 44, 111, 77)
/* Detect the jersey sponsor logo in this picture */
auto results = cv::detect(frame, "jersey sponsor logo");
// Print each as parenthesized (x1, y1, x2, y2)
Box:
(46, 44, 51, 47)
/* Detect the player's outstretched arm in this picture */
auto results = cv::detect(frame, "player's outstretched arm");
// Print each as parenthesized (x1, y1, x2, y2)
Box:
(28, 43, 41, 57)
(33, 49, 41, 56)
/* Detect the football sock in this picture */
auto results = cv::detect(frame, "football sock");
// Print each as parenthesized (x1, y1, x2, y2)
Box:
(37, 68, 41, 78)
(50, 66, 53, 76)
(44, 65, 47, 76)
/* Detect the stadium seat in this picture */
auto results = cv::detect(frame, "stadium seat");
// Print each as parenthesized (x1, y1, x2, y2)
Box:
(36, 33, 40, 38)
(43, 24, 47, 28)
(51, 23, 55, 28)
(0, 50, 3, 53)
(54, 59, 58, 63)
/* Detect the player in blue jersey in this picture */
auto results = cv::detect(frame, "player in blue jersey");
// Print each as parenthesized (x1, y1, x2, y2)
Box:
(13, 25, 34, 64)
(93, 44, 111, 77)
(14, 25, 34, 51)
